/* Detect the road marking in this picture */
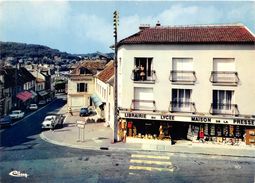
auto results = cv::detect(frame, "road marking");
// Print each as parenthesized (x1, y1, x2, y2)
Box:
(129, 165, 174, 172)
(131, 154, 170, 160)
(130, 159, 172, 165)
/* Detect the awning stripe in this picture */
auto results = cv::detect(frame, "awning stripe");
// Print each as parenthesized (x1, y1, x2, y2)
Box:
(16, 91, 32, 102)
(91, 94, 103, 107)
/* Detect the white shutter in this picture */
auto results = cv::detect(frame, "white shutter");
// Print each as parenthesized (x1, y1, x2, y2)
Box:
(213, 58, 235, 71)
(173, 58, 193, 71)
(134, 87, 153, 110)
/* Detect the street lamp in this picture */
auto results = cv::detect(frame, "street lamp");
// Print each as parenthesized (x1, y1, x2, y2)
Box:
(113, 10, 119, 142)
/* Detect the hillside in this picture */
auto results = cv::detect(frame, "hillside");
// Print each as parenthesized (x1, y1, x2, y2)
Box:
(0, 41, 78, 59)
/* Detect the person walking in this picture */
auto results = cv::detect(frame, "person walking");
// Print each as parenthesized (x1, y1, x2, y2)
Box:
(68, 106, 73, 116)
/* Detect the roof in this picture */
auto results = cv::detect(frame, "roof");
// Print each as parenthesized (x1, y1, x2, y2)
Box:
(71, 60, 106, 75)
(0, 66, 36, 88)
(97, 60, 114, 83)
(36, 78, 45, 83)
(118, 24, 255, 46)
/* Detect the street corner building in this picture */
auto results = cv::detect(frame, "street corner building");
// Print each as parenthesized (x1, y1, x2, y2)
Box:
(116, 23, 255, 146)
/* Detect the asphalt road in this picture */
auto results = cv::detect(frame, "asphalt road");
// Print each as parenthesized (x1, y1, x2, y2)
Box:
(1, 95, 255, 183)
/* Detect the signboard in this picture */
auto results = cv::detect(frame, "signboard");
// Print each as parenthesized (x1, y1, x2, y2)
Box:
(120, 111, 255, 126)
(77, 120, 86, 128)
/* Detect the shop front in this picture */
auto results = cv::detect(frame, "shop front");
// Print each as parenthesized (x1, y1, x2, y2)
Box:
(119, 111, 255, 146)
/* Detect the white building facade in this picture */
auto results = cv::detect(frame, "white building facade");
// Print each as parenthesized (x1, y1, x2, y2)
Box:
(117, 24, 255, 145)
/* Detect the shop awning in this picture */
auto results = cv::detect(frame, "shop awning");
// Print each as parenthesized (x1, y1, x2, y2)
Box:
(30, 90, 37, 98)
(38, 90, 49, 97)
(16, 91, 32, 102)
(91, 94, 103, 107)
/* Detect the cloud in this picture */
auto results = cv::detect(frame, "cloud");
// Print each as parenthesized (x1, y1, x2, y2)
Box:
(0, 1, 254, 53)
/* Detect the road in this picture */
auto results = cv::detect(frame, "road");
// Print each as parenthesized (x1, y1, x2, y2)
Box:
(1, 95, 255, 183)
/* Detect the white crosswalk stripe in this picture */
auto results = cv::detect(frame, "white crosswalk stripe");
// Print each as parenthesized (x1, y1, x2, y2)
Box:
(129, 153, 175, 173)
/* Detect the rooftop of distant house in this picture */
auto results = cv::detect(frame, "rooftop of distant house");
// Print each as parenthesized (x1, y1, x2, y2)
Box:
(118, 23, 255, 46)
(70, 60, 107, 75)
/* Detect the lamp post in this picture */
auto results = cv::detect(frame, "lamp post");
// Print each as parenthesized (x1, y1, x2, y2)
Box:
(113, 10, 119, 142)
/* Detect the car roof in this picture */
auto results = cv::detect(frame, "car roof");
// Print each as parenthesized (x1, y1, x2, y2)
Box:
(12, 110, 22, 112)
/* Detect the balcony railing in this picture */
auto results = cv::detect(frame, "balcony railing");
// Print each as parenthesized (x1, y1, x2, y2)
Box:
(210, 71, 239, 85)
(210, 103, 239, 116)
(169, 101, 196, 113)
(131, 70, 156, 83)
(169, 71, 197, 84)
(130, 99, 156, 112)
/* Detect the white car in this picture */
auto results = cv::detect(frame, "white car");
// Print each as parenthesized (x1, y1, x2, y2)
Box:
(41, 114, 64, 130)
(42, 115, 56, 129)
(9, 110, 25, 120)
(28, 104, 38, 110)
(38, 100, 46, 106)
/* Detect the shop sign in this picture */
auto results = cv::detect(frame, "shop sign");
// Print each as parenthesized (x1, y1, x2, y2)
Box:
(211, 118, 232, 124)
(160, 115, 174, 120)
(191, 116, 211, 123)
(124, 112, 146, 119)
(233, 119, 255, 126)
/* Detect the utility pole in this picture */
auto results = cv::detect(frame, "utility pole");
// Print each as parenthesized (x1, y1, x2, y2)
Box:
(113, 10, 119, 142)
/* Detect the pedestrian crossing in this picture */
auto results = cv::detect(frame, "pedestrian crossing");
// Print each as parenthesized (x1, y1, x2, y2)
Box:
(128, 153, 176, 174)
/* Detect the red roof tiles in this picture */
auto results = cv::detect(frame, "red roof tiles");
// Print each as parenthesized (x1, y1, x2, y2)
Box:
(118, 25, 255, 46)
(71, 60, 106, 75)
(97, 61, 114, 83)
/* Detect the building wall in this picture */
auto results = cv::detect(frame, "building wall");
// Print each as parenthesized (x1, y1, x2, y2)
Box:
(118, 44, 255, 116)
(67, 76, 95, 110)
(95, 78, 114, 128)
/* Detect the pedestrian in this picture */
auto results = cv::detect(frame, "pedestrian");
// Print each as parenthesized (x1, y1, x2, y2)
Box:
(169, 125, 175, 145)
(68, 106, 73, 116)
(140, 65, 145, 81)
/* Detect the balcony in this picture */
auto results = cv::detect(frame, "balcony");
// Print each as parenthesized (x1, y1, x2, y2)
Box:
(130, 99, 156, 112)
(169, 101, 196, 113)
(169, 71, 196, 84)
(210, 71, 239, 86)
(210, 103, 239, 116)
(131, 70, 156, 84)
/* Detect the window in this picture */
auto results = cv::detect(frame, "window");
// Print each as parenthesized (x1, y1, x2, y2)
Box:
(77, 83, 87, 92)
(213, 90, 232, 110)
(79, 67, 91, 75)
(211, 90, 238, 115)
(172, 89, 191, 108)
(210, 58, 238, 85)
(170, 58, 196, 83)
(133, 87, 155, 111)
(133, 57, 155, 82)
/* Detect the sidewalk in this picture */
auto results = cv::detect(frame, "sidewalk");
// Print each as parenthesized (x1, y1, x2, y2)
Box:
(40, 107, 255, 158)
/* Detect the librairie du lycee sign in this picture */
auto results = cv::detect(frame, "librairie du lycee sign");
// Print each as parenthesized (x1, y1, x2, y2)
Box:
(120, 112, 255, 126)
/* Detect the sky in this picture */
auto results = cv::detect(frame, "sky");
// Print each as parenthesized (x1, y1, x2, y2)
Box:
(0, 1, 254, 54)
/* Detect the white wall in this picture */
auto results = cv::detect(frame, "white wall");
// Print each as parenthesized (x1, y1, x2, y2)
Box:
(118, 44, 255, 115)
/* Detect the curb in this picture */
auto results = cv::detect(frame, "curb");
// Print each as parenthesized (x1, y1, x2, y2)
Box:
(39, 132, 255, 158)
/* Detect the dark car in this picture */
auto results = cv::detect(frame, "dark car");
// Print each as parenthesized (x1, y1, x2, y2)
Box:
(79, 107, 91, 117)
(0, 115, 13, 128)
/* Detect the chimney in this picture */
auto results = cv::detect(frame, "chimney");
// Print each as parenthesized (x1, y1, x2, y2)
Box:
(156, 21, 161, 27)
(139, 24, 150, 31)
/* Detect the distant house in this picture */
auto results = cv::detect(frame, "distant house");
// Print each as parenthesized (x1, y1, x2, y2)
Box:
(67, 60, 106, 111)
(95, 61, 114, 127)
(0, 65, 36, 112)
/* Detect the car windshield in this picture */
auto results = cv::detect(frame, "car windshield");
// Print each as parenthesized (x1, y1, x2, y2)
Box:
(45, 116, 55, 121)
(13, 111, 20, 114)
(31, 104, 36, 107)
(81, 108, 88, 111)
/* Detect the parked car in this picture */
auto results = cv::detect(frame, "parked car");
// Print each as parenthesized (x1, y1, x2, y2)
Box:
(41, 114, 65, 130)
(46, 98, 52, 103)
(0, 115, 13, 128)
(38, 100, 46, 106)
(79, 107, 91, 117)
(9, 110, 25, 120)
(28, 104, 38, 110)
